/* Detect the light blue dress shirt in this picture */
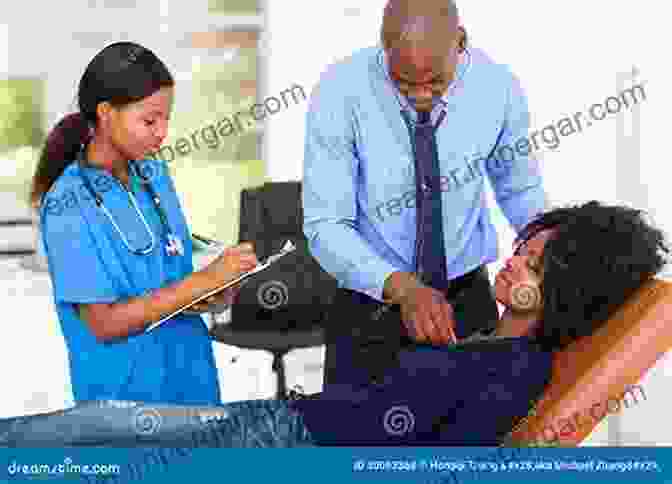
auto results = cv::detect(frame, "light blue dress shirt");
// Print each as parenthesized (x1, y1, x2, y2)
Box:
(302, 45, 547, 302)
(40, 159, 221, 405)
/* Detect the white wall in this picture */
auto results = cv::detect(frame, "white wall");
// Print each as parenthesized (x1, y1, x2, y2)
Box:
(1, 0, 209, 130)
(264, 0, 387, 181)
(0, 24, 8, 77)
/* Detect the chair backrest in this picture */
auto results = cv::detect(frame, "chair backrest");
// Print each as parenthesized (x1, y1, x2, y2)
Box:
(239, 182, 303, 259)
(507, 278, 672, 445)
(231, 181, 339, 332)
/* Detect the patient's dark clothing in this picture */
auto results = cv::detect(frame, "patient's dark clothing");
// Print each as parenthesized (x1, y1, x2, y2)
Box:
(324, 275, 500, 387)
(294, 336, 551, 445)
(0, 337, 551, 447)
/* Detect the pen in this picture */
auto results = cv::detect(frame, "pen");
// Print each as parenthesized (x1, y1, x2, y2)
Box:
(447, 325, 457, 344)
(192, 233, 222, 247)
(374, 301, 457, 344)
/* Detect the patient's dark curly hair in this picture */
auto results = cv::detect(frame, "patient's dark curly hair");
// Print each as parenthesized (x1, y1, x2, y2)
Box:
(515, 200, 670, 352)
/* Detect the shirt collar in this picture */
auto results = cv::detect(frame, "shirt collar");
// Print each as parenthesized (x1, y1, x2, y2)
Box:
(377, 45, 470, 116)
(75, 149, 137, 182)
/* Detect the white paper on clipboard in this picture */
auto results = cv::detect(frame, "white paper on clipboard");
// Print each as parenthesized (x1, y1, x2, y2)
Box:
(144, 240, 297, 333)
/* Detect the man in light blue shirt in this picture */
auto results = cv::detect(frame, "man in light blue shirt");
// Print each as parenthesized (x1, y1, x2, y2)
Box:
(303, 0, 547, 385)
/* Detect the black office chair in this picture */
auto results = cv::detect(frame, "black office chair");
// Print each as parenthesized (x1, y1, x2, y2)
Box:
(209, 181, 339, 398)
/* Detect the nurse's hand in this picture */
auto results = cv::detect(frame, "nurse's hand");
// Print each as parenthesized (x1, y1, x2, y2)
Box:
(202, 242, 258, 288)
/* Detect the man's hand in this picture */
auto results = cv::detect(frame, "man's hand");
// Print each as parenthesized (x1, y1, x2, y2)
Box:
(399, 286, 457, 344)
(384, 271, 457, 345)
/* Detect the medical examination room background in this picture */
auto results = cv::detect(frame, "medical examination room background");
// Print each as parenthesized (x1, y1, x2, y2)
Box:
(0, 0, 669, 445)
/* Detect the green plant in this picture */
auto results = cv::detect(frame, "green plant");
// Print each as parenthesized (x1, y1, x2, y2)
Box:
(0, 78, 45, 152)
(208, 0, 260, 14)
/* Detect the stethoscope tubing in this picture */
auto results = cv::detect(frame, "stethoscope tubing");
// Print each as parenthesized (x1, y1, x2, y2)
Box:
(77, 145, 174, 256)
(96, 179, 157, 255)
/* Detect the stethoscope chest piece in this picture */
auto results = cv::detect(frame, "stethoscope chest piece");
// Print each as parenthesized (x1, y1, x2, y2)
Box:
(166, 234, 185, 257)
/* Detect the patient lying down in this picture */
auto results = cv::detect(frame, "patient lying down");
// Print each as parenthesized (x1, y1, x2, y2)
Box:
(1, 201, 668, 447)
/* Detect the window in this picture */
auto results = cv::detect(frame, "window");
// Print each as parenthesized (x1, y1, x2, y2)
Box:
(166, 15, 265, 245)
(0, 78, 45, 202)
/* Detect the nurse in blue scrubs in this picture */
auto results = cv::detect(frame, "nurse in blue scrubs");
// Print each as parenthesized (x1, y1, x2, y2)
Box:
(29, 42, 258, 406)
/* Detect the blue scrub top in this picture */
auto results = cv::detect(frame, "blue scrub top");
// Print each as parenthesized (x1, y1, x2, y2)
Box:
(39, 158, 221, 406)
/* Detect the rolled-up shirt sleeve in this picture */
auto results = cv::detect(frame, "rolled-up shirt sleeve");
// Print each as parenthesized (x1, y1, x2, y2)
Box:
(41, 200, 119, 305)
(486, 73, 549, 233)
(302, 73, 399, 301)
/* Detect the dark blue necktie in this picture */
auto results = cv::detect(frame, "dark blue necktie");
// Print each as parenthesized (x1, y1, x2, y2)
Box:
(412, 109, 448, 291)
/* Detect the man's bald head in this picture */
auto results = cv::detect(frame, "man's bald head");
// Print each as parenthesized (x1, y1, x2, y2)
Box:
(381, 0, 460, 54)
(381, 0, 465, 111)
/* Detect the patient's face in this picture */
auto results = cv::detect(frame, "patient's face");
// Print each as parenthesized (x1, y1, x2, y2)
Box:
(494, 229, 554, 308)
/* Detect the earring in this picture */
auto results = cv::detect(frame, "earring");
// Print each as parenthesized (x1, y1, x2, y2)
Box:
(510, 281, 542, 312)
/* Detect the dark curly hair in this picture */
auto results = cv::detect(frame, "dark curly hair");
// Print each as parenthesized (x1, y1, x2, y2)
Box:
(515, 200, 670, 352)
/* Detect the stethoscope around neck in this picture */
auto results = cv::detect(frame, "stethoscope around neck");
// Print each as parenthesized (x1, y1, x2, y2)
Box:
(77, 143, 183, 257)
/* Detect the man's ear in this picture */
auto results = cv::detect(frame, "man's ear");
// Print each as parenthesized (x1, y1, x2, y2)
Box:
(458, 26, 468, 52)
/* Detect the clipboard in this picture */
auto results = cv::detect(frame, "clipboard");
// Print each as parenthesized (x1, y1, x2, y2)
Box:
(144, 240, 297, 333)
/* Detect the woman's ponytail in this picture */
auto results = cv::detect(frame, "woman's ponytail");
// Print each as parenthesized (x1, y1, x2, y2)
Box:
(30, 41, 174, 209)
(29, 112, 91, 208)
